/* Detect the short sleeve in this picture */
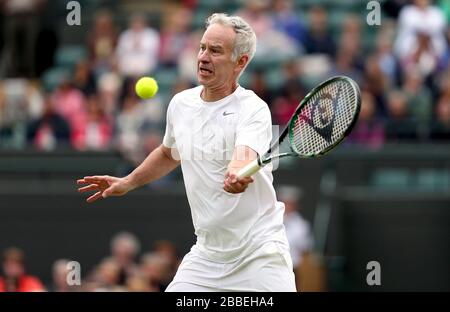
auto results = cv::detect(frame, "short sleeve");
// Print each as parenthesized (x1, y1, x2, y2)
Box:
(162, 98, 176, 149)
(235, 103, 272, 156)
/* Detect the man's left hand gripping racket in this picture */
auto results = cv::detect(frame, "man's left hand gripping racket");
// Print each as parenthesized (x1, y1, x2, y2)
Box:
(237, 76, 361, 179)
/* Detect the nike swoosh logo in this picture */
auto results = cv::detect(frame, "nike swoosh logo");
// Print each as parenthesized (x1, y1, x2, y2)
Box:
(223, 111, 235, 116)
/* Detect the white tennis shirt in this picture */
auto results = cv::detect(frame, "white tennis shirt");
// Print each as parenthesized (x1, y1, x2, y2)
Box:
(163, 85, 289, 262)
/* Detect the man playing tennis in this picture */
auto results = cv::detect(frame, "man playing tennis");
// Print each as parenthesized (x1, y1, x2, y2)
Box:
(77, 13, 296, 292)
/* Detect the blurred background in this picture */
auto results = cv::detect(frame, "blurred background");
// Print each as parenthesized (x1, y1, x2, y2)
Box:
(0, 0, 449, 292)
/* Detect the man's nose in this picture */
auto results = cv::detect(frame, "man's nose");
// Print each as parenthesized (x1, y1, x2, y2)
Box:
(198, 50, 210, 62)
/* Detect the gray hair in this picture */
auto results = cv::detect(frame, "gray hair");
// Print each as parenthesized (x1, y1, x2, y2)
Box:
(111, 231, 141, 255)
(206, 13, 257, 64)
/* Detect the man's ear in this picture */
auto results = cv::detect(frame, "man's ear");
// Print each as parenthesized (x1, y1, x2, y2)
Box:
(236, 54, 249, 71)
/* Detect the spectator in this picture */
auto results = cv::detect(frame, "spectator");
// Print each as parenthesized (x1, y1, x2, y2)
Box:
(125, 271, 152, 292)
(0, 79, 43, 125)
(270, 0, 307, 48)
(402, 69, 432, 136)
(0, 0, 47, 77)
(0, 247, 45, 292)
(437, 71, 450, 102)
(50, 259, 78, 292)
(394, 0, 447, 77)
(0, 79, 44, 148)
(337, 15, 365, 72)
(109, 232, 140, 286)
(272, 79, 305, 126)
(178, 30, 204, 82)
(73, 59, 97, 96)
(71, 94, 113, 151)
(116, 95, 143, 164)
(140, 252, 172, 292)
(116, 13, 160, 78)
(374, 29, 400, 87)
(430, 97, 450, 140)
(328, 48, 363, 86)
(91, 257, 124, 292)
(26, 80, 45, 120)
(347, 91, 385, 148)
(26, 94, 71, 151)
(362, 55, 389, 116)
(303, 5, 335, 56)
(277, 186, 314, 271)
(271, 60, 305, 125)
(341, 15, 366, 70)
(385, 90, 418, 141)
(430, 75, 450, 140)
(159, 6, 192, 68)
(87, 10, 118, 77)
(152, 240, 180, 281)
(404, 31, 441, 79)
(247, 68, 275, 106)
(50, 77, 87, 132)
(438, 26, 450, 71)
(341, 14, 362, 38)
(97, 71, 122, 117)
(235, 0, 273, 39)
(116, 87, 164, 166)
(236, 0, 298, 59)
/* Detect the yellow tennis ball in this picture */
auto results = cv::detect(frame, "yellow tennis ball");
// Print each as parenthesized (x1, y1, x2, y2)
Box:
(135, 77, 158, 99)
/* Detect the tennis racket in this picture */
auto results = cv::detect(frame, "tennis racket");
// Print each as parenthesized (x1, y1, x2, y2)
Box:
(237, 75, 361, 179)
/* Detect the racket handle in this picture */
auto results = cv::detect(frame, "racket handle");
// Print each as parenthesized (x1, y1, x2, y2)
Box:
(237, 159, 261, 179)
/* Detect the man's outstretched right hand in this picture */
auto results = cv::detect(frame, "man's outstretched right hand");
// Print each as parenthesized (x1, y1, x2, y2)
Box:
(76, 175, 134, 203)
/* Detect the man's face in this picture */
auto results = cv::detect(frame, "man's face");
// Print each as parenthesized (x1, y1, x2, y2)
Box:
(197, 23, 239, 88)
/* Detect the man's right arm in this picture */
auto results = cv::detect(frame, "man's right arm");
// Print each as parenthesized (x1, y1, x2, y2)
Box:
(77, 144, 180, 203)
(125, 144, 180, 190)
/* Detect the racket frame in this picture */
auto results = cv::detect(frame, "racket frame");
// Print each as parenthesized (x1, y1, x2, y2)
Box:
(237, 76, 361, 178)
(287, 75, 361, 158)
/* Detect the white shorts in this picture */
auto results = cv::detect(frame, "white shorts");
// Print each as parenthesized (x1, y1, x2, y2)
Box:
(165, 241, 296, 292)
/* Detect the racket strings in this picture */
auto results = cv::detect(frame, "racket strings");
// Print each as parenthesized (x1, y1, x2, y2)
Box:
(290, 81, 357, 155)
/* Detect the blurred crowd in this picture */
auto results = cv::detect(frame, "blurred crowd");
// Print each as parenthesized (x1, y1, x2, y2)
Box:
(0, 0, 449, 166)
(0, 233, 182, 292)
(0, 184, 316, 292)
